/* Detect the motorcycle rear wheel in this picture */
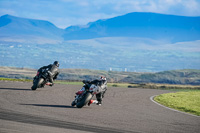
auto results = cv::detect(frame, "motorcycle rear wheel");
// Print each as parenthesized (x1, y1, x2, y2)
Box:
(76, 93, 92, 108)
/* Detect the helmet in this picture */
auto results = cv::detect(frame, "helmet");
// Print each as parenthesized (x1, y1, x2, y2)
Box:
(100, 76, 106, 80)
(53, 61, 59, 67)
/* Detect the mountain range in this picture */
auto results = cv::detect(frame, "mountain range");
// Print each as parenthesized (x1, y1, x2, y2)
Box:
(64, 12, 200, 43)
(0, 12, 200, 72)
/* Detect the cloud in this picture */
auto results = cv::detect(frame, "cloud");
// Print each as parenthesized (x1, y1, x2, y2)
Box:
(0, 9, 16, 16)
(181, 0, 200, 15)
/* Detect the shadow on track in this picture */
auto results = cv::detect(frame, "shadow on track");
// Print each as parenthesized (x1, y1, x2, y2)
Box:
(0, 109, 135, 133)
(0, 87, 31, 91)
(21, 104, 75, 108)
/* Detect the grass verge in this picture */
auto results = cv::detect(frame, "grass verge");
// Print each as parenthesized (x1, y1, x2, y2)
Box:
(0, 77, 31, 82)
(154, 91, 200, 116)
(1, 78, 200, 90)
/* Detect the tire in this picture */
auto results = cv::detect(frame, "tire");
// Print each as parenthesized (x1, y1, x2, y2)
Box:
(31, 84, 37, 90)
(31, 78, 44, 90)
(76, 93, 92, 108)
(71, 101, 76, 107)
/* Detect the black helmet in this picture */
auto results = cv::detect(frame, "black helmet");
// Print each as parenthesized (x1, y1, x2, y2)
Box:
(53, 61, 59, 67)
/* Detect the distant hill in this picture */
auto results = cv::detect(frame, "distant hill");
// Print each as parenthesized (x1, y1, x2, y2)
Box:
(1, 13, 200, 44)
(0, 14, 64, 44)
(63, 12, 200, 43)
(121, 69, 200, 85)
(0, 13, 200, 71)
(0, 67, 200, 85)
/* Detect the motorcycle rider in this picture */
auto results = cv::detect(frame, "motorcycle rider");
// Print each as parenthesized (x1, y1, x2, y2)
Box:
(35, 61, 60, 86)
(76, 76, 107, 106)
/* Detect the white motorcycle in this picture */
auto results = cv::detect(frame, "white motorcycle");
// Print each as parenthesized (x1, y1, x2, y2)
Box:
(71, 81, 107, 108)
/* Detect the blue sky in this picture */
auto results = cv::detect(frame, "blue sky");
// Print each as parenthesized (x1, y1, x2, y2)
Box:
(0, 0, 200, 29)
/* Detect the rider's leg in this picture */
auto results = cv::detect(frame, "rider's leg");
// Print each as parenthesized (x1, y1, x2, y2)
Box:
(48, 76, 54, 86)
(96, 93, 102, 105)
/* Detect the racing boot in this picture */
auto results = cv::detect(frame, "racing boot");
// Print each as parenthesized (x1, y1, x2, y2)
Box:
(46, 82, 54, 86)
(88, 100, 98, 106)
(96, 101, 102, 106)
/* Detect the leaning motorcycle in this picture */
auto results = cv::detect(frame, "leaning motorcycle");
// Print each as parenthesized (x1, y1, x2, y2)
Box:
(71, 82, 107, 108)
(31, 69, 52, 90)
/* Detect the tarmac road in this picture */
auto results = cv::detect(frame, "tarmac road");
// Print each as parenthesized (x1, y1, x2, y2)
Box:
(0, 81, 199, 133)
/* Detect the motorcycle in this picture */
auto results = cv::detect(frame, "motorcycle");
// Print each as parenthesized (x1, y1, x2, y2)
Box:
(31, 69, 52, 90)
(71, 81, 107, 108)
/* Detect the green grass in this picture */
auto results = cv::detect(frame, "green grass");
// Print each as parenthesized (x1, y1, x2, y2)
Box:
(0, 77, 31, 82)
(154, 91, 200, 116)
(128, 83, 200, 90)
(1, 78, 200, 90)
(55, 81, 136, 87)
(107, 83, 135, 88)
(55, 81, 200, 90)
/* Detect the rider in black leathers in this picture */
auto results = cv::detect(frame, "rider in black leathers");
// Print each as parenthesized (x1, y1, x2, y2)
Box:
(37, 61, 60, 86)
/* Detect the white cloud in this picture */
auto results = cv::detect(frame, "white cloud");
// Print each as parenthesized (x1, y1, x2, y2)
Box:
(0, 9, 16, 16)
(181, 0, 200, 15)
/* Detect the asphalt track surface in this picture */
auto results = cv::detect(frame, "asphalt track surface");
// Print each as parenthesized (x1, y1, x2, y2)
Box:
(0, 81, 199, 133)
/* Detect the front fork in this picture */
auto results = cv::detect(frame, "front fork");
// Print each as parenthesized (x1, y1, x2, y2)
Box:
(74, 95, 79, 104)
(33, 72, 40, 83)
(73, 91, 86, 104)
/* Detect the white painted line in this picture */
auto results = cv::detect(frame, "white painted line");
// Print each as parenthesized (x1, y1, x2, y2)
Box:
(150, 95, 200, 118)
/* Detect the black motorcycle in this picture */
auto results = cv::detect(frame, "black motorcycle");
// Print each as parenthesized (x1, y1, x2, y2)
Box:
(31, 69, 52, 90)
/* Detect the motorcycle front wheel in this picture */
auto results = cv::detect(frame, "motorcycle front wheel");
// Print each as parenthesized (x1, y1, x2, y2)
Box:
(76, 93, 92, 108)
(31, 78, 44, 90)
(71, 101, 76, 107)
